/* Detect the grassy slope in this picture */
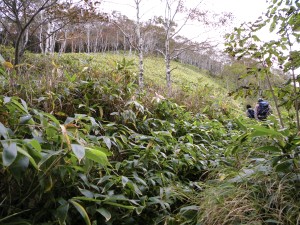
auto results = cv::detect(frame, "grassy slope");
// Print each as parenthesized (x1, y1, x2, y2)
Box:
(58, 52, 243, 117)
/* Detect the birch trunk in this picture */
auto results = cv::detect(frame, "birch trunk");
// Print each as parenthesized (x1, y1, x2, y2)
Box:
(135, 0, 144, 89)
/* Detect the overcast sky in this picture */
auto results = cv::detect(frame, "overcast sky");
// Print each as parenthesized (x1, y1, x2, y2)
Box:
(100, 0, 270, 45)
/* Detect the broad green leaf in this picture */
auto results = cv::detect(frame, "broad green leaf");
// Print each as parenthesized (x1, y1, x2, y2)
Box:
(69, 199, 91, 225)
(0, 122, 8, 139)
(102, 136, 112, 149)
(57, 203, 69, 225)
(19, 115, 32, 124)
(133, 173, 147, 186)
(71, 144, 85, 162)
(132, 183, 142, 195)
(250, 125, 282, 137)
(9, 155, 30, 180)
(153, 131, 172, 137)
(79, 188, 94, 198)
(275, 159, 293, 172)
(85, 147, 110, 166)
(44, 175, 53, 193)
(2, 141, 17, 166)
(38, 150, 64, 169)
(235, 118, 247, 131)
(102, 181, 114, 193)
(72, 197, 102, 202)
(256, 146, 281, 153)
(103, 201, 135, 210)
(17, 147, 38, 169)
(43, 112, 61, 125)
(11, 99, 28, 113)
(20, 99, 29, 112)
(89, 146, 112, 157)
(105, 195, 128, 201)
(136, 206, 144, 215)
(122, 176, 129, 187)
(89, 117, 99, 128)
(186, 134, 193, 144)
(96, 208, 111, 222)
(252, 35, 260, 41)
(28, 139, 42, 152)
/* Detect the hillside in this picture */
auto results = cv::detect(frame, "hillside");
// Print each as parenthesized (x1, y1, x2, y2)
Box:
(55, 53, 243, 118)
(1, 51, 299, 225)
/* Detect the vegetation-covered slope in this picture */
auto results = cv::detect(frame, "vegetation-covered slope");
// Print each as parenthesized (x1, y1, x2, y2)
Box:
(0, 51, 300, 225)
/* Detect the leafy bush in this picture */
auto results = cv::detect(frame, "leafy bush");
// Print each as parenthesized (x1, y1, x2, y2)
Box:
(1, 51, 299, 225)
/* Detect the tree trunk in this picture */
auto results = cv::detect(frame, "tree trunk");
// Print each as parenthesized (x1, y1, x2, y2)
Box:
(291, 68, 300, 131)
(135, 0, 144, 89)
(87, 24, 90, 53)
(265, 70, 284, 128)
(165, 36, 171, 91)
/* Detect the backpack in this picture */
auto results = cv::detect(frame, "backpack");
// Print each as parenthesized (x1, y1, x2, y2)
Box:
(247, 108, 255, 118)
(257, 101, 270, 119)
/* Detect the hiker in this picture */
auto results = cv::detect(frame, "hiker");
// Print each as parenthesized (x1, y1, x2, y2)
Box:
(246, 104, 255, 119)
(254, 98, 271, 120)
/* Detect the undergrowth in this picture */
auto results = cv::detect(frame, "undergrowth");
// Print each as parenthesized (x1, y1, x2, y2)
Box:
(0, 50, 299, 225)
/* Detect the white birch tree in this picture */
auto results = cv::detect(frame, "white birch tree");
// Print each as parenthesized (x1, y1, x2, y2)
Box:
(156, 0, 232, 92)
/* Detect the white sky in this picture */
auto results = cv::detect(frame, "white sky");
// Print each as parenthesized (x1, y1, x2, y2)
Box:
(100, 0, 270, 46)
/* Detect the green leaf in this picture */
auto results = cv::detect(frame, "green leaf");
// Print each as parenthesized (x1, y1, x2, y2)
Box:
(11, 98, 28, 113)
(17, 147, 38, 169)
(57, 203, 69, 225)
(69, 199, 91, 225)
(44, 175, 53, 193)
(275, 159, 293, 172)
(72, 197, 102, 202)
(133, 173, 147, 186)
(71, 144, 85, 162)
(28, 139, 42, 152)
(235, 118, 247, 131)
(38, 150, 64, 169)
(103, 201, 135, 210)
(85, 147, 110, 166)
(43, 112, 61, 126)
(256, 146, 281, 153)
(269, 16, 277, 32)
(20, 99, 29, 111)
(136, 206, 144, 215)
(0, 122, 8, 139)
(19, 115, 32, 124)
(102, 136, 112, 149)
(186, 134, 193, 144)
(96, 208, 111, 222)
(79, 188, 94, 198)
(252, 35, 260, 42)
(2, 141, 17, 166)
(9, 154, 30, 180)
(250, 125, 283, 137)
(122, 176, 129, 187)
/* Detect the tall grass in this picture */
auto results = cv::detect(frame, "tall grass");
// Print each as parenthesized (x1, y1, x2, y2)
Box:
(0, 50, 242, 119)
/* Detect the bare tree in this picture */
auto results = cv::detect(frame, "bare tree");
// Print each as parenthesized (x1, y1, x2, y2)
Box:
(135, 0, 144, 89)
(0, 0, 60, 65)
(156, 0, 232, 92)
(109, 0, 152, 89)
